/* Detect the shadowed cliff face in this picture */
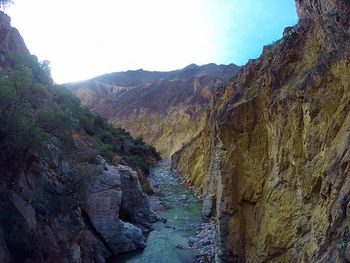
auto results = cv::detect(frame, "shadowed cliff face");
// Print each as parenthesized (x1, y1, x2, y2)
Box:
(67, 64, 240, 158)
(296, 0, 350, 23)
(0, 11, 160, 262)
(0, 12, 29, 70)
(173, 0, 350, 262)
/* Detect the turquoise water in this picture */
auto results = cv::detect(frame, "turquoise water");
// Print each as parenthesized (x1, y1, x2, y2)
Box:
(108, 160, 203, 263)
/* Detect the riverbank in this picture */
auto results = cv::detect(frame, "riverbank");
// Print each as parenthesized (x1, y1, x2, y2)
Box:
(108, 160, 214, 263)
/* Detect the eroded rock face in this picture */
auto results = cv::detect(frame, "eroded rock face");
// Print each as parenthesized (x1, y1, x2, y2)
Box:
(82, 158, 153, 255)
(0, 11, 29, 69)
(119, 165, 157, 229)
(0, 151, 154, 262)
(296, 0, 350, 23)
(67, 64, 240, 158)
(174, 0, 350, 262)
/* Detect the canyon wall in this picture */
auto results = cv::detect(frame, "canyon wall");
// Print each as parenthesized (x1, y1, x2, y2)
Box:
(173, 0, 350, 262)
(0, 154, 157, 263)
(0, 12, 160, 262)
(68, 64, 240, 158)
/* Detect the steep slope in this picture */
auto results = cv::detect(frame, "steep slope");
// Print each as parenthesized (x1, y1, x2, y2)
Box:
(0, 11, 29, 61)
(173, 0, 350, 262)
(67, 64, 240, 157)
(0, 12, 160, 262)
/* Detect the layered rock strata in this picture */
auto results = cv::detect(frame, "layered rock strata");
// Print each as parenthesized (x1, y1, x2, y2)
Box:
(68, 64, 240, 157)
(173, 0, 350, 262)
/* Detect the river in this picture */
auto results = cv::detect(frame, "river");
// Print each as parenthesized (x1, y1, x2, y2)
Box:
(107, 160, 203, 263)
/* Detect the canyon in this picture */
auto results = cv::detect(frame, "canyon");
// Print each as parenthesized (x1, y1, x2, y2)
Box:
(70, 0, 350, 262)
(0, 0, 349, 262)
(67, 63, 240, 158)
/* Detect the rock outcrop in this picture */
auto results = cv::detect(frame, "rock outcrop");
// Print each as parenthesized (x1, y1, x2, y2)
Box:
(0, 12, 29, 69)
(67, 64, 240, 158)
(173, 0, 350, 262)
(0, 147, 155, 263)
(82, 157, 155, 255)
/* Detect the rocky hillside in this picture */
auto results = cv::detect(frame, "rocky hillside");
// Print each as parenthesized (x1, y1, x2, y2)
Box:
(67, 63, 240, 157)
(173, 0, 350, 262)
(0, 12, 160, 262)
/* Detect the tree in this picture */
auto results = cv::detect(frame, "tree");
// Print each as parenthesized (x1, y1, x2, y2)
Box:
(36, 106, 77, 139)
(0, 66, 47, 161)
(9, 55, 53, 85)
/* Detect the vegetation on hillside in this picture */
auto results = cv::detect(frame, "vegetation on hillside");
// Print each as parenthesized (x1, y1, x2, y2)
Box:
(0, 54, 160, 173)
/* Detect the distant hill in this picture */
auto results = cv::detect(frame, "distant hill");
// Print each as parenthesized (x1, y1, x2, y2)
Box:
(67, 63, 240, 157)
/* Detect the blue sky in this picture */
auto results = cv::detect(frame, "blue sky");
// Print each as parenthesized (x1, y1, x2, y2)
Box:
(216, 0, 298, 64)
(8, 0, 298, 83)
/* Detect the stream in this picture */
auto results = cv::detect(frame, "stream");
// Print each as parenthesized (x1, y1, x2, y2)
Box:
(108, 160, 204, 263)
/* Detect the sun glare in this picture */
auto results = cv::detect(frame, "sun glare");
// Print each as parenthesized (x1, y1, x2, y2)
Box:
(7, 0, 297, 83)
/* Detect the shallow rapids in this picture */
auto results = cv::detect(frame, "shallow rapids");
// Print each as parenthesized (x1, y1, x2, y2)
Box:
(108, 160, 203, 263)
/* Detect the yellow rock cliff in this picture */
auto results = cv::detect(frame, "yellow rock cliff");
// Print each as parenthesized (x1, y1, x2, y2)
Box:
(173, 0, 350, 261)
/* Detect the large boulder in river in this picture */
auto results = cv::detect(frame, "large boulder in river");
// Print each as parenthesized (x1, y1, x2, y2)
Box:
(82, 157, 154, 254)
(119, 165, 157, 230)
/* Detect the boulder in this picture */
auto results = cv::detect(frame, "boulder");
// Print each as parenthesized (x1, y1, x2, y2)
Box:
(119, 165, 157, 228)
(82, 158, 151, 255)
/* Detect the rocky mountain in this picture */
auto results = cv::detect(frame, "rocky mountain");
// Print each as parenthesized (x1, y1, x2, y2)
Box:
(0, 12, 160, 262)
(173, 0, 350, 262)
(67, 63, 240, 157)
(0, 11, 29, 64)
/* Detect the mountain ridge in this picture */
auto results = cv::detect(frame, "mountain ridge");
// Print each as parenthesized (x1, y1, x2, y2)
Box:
(68, 63, 240, 157)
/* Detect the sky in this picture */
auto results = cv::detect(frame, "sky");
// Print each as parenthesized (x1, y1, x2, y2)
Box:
(7, 0, 298, 84)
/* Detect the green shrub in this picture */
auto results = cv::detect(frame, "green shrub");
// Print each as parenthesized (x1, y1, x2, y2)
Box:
(61, 162, 100, 198)
(0, 53, 159, 173)
(0, 65, 48, 160)
(123, 155, 149, 174)
(92, 138, 114, 162)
